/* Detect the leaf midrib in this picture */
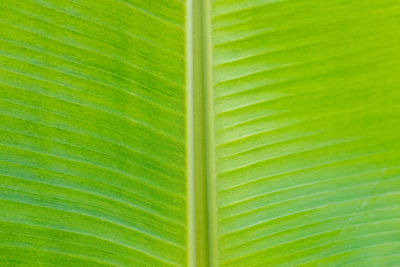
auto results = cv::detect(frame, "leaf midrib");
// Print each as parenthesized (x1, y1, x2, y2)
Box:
(186, 0, 218, 266)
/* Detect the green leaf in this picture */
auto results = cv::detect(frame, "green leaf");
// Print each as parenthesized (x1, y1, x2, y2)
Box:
(1, 0, 400, 266)
(0, 0, 186, 266)
(210, 0, 400, 266)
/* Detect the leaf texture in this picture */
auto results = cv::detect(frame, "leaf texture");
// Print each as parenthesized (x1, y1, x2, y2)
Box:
(1, 0, 400, 266)
(0, 0, 187, 266)
(210, 0, 400, 266)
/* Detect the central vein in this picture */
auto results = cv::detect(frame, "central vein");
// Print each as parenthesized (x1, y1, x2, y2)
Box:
(186, 0, 217, 266)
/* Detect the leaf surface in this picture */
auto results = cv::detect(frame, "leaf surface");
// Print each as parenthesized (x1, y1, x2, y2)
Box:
(210, 0, 400, 266)
(0, 0, 186, 266)
(1, 0, 400, 266)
